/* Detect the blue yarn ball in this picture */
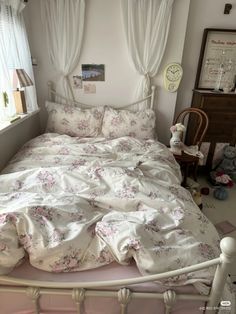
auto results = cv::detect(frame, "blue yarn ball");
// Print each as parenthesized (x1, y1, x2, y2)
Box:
(213, 187, 228, 200)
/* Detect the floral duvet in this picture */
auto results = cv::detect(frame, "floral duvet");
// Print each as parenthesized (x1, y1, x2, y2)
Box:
(0, 133, 221, 291)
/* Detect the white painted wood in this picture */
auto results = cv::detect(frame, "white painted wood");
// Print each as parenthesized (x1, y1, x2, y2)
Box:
(163, 290, 177, 314)
(205, 237, 236, 314)
(118, 288, 131, 314)
(26, 287, 40, 314)
(47, 81, 156, 110)
(72, 288, 85, 314)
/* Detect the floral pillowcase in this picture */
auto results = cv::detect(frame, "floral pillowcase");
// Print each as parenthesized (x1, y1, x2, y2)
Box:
(101, 107, 156, 139)
(45, 101, 104, 137)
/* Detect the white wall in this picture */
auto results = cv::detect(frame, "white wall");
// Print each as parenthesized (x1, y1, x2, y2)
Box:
(176, 0, 236, 114)
(0, 112, 41, 171)
(24, 0, 190, 145)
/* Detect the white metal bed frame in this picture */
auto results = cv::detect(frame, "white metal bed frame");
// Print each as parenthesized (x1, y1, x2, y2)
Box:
(0, 83, 236, 314)
(47, 81, 157, 110)
(0, 237, 235, 314)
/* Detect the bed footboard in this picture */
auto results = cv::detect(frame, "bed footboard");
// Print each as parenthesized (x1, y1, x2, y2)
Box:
(0, 237, 235, 314)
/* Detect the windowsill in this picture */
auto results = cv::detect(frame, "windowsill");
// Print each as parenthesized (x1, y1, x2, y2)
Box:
(0, 109, 40, 135)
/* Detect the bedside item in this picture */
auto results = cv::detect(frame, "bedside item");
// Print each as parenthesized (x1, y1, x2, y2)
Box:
(169, 123, 185, 155)
(215, 220, 236, 235)
(213, 186, 228, 200)
(214, 145, 236, 180)
(187, 90, 236, 170)
(172, 108, 209, 187)
(163, 62, 183, 92)
(209, 171, 234, 187)
(12, 68, 33, 114)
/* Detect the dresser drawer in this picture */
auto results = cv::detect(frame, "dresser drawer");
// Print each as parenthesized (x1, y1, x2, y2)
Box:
(200, 96, 236, 111)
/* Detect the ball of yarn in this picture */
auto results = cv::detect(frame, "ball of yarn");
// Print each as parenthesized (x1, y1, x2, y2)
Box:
(213, 187, 228, 200)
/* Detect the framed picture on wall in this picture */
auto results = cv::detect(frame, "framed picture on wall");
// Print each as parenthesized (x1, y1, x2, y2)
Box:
(194, 28, 236, 90)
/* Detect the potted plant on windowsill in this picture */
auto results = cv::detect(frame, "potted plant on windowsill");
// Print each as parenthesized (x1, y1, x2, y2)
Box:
(2, 91, 9, 108)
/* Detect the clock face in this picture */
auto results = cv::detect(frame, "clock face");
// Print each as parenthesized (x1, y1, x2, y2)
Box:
(163, 63, 183, 92)
(166, 64, 183, 81)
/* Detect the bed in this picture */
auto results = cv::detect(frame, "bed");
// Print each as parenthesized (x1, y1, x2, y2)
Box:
(0, 83, 235, 314)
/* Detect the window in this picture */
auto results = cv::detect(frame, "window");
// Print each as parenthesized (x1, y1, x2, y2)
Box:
(0, 0, 38, 126)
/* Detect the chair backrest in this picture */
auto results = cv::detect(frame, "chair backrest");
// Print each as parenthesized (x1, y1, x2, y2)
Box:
(173, 108, 209, 147)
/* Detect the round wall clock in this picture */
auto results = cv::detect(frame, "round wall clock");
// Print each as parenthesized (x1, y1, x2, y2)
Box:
(163, 63, 183, 92)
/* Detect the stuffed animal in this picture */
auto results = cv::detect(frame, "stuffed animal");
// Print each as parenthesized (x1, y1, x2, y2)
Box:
(169, 123, 185, 155)
(215, 145, 236, 181)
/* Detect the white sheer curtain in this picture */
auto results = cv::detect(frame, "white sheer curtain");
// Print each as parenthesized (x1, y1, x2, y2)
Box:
(41, 0, 85, 100)
(0, 0, 38, 121)
(121, 0, 174, 99)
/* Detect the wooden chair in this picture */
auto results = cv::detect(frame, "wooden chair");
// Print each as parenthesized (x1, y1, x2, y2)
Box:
(173, 108, 209, 187)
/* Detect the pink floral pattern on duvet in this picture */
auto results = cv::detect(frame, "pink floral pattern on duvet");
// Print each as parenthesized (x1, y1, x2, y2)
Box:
(0, 133, 221, 293)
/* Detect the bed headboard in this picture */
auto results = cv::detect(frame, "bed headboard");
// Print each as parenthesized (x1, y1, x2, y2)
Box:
(47, 81, 156, 110)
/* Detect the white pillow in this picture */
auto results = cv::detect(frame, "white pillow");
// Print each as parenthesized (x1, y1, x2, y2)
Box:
(45, 101, 104, 137)
(101, 107, 156, 139)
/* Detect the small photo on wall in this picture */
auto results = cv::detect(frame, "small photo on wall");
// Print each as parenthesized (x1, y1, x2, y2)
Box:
(82, 64, 105, 81)
(84, 84, 96, 94)
(73, 75, 83, 89)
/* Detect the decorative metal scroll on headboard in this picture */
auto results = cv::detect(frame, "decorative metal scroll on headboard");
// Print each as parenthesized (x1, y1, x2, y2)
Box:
(47, 81, 156, 110)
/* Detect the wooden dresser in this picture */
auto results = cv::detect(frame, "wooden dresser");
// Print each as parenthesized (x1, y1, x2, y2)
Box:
(186, 89, 236, 170)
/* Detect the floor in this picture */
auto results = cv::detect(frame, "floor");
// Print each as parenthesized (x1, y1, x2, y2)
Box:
(198, 175, 236, 282)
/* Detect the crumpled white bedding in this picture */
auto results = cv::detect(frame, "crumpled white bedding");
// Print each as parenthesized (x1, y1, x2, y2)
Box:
(0, 133, 223, 293)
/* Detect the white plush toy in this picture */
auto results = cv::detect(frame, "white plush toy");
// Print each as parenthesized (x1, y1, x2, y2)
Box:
(169, 123, 186, 155)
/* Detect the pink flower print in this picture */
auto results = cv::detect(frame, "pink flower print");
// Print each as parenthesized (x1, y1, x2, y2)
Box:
(37, 171, 56, 189)
(0, 214, 7, 224)
(198, 243, 216, 259)
(19, 233, 33, 252)
(83, 144, 98, 154)
(145, 219, 160, 233)
(0, 213, 17, 224)
(153, 240, 167, 255)
(96, 222, 118, 237)
(127, 238, 141, 251)
(13, 180, 23, 191)
(96, 248, 114, 264)
(171, 207, 184, 221)
(117, 140, 132, 152)
(87, 167, 104, 180)
(51, 249, 81, 272)
(30, 206, 55, 227)
(69, 212, 83, 222)
(61, 118, 69, 126)
(116, 183, 138, 199)
(65, 130, 77, 137)
(63, 105, 74, 114)
(0, 242, 7, 252)
(111, 116, 122, 126)
(58, 147, 70, 155)
(68, 258, 78, 268)
(148, 191, 159, 200)
(51, 228, 66, 243)
(128, 132, 136, 137)
(77, 120, 89, 131)
(69, 159, 86, 170)
(93, 109, 103, 120)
